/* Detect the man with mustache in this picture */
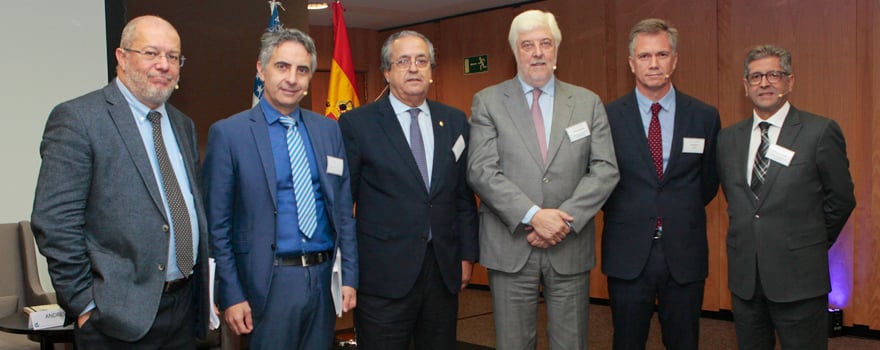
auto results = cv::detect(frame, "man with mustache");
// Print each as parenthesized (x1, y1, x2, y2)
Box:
(717, 44, 855, 350)
(467, 9, 618, 349)
(32, 15, 210, 348)
(602, 18, 721, 350)
(338, 30, 478, 350)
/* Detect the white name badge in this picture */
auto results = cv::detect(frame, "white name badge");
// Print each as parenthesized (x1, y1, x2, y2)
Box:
(682, 137, 705, 154)
(452, 134, 465, 162)
(326, 156, 344, 176)
(766, 144, 795, 166)
(566, 122, 590, 142)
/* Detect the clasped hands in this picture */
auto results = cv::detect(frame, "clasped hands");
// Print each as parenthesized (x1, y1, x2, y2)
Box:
(525, 208, 573, 249)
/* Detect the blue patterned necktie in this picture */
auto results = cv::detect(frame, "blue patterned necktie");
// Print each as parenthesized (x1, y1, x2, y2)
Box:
(279, 116, 318, 238)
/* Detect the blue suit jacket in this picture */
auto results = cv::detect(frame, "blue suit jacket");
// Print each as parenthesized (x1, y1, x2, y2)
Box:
(203, 105, 358, 318)
(339, 95, 478, 298)
(602, 90, 720, 284)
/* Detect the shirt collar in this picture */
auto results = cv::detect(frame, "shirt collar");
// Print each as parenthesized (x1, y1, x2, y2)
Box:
(752, 101, 790, 130)
(260, 97, 302, 125)
(517, 75, 556, 98)
(115, 78, 167, 120)
(388, 92, 429, 116)
(634, 85, 676, 114)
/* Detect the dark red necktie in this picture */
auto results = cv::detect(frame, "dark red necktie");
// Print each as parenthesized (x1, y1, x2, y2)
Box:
(648, 103, 663, 230)
(648, 103, 663, 179)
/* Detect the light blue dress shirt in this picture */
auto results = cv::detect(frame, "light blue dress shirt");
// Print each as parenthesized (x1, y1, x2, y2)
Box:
(635, 85, 677, 171)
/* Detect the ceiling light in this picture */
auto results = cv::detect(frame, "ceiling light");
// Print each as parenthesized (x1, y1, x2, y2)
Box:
(307, 2, 329, 10)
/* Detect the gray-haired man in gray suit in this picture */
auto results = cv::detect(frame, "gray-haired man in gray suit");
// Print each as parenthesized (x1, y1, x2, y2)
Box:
(467, 9, 619, 350)
(31, 15, 209, 349)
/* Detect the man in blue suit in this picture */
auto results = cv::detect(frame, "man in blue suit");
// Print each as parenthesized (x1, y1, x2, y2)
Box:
(602, 19, 720, 350)
(338, 31, 478, 350)
(203, 28, 358, 349)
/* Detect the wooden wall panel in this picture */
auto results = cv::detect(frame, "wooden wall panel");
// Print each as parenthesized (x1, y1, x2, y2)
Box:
(124, 0, 880, 331)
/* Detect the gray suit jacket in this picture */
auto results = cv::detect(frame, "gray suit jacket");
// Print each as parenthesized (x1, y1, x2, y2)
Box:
(717, 106, 855, 302)
(31, 83, 210, 341)
(467, 78, 619, 274)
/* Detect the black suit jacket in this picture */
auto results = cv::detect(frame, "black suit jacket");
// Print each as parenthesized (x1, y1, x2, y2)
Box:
(339, 95, 478, 298)
(717, 106, 855, 302)
(602, 89, 720, 284)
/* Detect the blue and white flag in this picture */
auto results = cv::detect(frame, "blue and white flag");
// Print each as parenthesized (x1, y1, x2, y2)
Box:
(253, 1, 285, 106)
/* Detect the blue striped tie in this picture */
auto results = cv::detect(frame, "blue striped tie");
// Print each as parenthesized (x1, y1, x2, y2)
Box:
(279, 116, 317, 239)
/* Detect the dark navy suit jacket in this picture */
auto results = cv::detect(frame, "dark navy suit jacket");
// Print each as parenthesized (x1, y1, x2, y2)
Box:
(602, 90, 720, 284)
(339, 95, 478, 298)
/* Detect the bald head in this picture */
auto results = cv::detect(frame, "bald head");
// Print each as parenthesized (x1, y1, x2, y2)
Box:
(115, 15, 182, 109)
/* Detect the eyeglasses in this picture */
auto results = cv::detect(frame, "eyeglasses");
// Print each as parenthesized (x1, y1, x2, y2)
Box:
(392, 56, 430, 69)
(746, 71, 789, 85)
(123, 48, 186, 67)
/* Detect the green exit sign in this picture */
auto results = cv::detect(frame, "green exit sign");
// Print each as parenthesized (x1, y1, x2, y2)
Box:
(464, 54, 488, 74)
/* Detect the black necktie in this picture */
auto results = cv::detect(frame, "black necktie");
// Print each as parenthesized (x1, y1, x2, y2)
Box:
(750, 121, 771, 197)
(147, 111, 194, 276)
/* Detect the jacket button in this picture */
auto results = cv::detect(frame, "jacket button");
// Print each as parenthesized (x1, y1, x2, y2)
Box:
(754, 214, 760, 220)
(542, 177, 550, 184)
(158, 263, 165, 271)
(162, 225, 170, 232)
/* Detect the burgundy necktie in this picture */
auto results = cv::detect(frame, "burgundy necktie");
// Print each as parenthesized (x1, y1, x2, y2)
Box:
(531, 89, 547, 163)
(648, 103, 663, 230)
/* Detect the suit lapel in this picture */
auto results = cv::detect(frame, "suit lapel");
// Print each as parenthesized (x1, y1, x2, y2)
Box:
(501, 79, 544, 169)
(754, 108, 802, 208)
(427, 101, 449, 197)
(375, 97, 430, 195)
(618, 92, 657, 179)
(249, 107, 279, 209)
(663, 92, 691, 184)
(104, 85, 167, 220)
(546, 82, 573, 167)
(732, 120, 759, 207)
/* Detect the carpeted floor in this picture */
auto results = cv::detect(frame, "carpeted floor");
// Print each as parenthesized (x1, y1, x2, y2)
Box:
(335, 287, 880, 350)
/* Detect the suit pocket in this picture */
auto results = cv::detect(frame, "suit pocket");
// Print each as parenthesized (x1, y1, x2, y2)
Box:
(786, 228, 827, 250)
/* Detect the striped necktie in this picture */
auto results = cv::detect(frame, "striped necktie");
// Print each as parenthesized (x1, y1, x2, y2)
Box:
(279, 116, 318, 238)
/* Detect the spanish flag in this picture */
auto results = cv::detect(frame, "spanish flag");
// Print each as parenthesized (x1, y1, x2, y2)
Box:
(325, 1, 360, 119)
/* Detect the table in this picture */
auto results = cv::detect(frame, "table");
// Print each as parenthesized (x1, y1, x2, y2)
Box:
(0, 313, 74, 350)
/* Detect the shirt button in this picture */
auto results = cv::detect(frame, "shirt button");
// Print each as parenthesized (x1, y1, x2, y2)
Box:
(158, 263, 166, 271)
(162, 225, 170, 232)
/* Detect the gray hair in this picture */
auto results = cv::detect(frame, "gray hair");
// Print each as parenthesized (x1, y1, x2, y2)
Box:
(508, 10, 562, 55)
(258, 28, 317, 71)
(743, 44, 792, 76)
(628, 18, 678, 56)
(380, 30, 436, 71)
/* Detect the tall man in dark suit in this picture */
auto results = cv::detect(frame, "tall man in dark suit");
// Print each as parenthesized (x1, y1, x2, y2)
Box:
(602, 19, 720, 350)
(203, 28, 358, 349)
(717, 44, 855, 350)
(31, 15, 209, 348)
(468, 10, 619, 349)
(338, 30, 478, 350)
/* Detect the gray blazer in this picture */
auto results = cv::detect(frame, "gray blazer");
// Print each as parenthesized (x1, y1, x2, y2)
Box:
(717, 106, 855, 302)
(31, 83, 210, 341)
(467, 78, 619, 274)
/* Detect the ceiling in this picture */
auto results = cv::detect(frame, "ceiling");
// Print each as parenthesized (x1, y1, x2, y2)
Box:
(306, 0, 537, 30)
